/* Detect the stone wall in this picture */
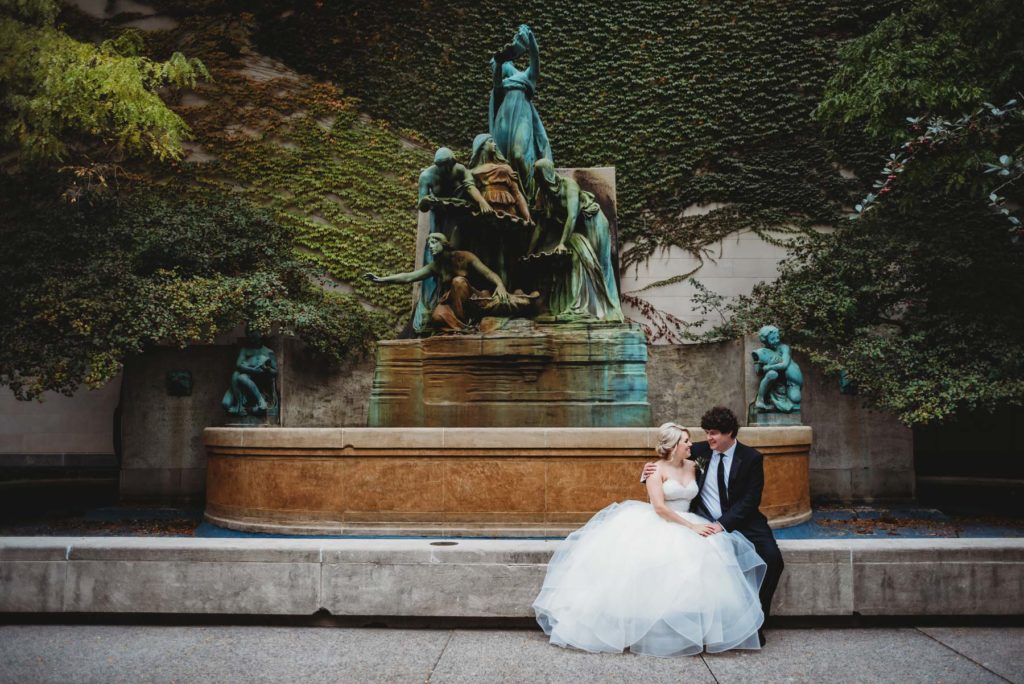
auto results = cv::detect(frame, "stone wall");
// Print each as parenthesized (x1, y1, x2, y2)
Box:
(119, 345, 242, 502)
(115, 334, 912, 503)
(278, 338, 376, 428)
(0, 378, 119, 468)
(646, 340, 913, 502)
(621, 225, 828, 330)
(800, 363, 915, 502)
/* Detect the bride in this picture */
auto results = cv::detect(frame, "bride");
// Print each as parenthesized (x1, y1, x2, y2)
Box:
(533, 422, 765, 656)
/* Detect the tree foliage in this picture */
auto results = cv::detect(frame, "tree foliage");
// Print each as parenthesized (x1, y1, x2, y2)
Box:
(0, 177, 390, 400)
(700, 198, 1024, 425)
(815, 0, 1023, 144)
(246, 0, 894, 260)
(0, 3, 387, 402)
(0, 0, 208, 163)
(707, 0, 1024, 425)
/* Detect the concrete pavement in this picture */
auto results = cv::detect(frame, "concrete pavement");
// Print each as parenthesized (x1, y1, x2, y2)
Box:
(0, 625, 1020, 684)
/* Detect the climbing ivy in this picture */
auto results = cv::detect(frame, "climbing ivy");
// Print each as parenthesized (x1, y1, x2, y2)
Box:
(247, 0, 898, 264)
(0, 177, 391, 400)
(121, 10, 434, 320)
(65, 0, 901, 325)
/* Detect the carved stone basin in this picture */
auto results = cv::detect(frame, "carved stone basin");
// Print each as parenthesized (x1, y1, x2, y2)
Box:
(203, 426, 811, 536)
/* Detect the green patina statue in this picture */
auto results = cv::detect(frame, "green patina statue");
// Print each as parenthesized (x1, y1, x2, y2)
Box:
(222, 329, 279, 418)
(414, 147, 494, 333)
(365, 233, 518, 332)
(489, 24, 552, 202)
(417, 146, 492, 243)
(527, 159, 623, 323)
(368, 24, 624, 335)
(466, 132, 533, 288)
(752, 325, 803, 413)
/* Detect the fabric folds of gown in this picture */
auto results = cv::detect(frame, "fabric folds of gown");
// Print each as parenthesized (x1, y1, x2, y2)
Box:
(533, 480, 765, 657)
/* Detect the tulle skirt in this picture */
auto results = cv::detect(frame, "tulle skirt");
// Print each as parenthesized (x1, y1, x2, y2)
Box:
(533, 500, 766, 657)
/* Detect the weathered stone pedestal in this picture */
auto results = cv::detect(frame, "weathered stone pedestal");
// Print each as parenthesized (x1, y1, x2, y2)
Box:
(203, 426, 811, 535)
(368, 321, 651, 427)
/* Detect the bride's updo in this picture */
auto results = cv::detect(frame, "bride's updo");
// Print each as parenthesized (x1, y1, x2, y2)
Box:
(655, 422, 689, 459)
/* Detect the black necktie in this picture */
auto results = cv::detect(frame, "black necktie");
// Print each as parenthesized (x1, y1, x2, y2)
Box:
(717, 453, 730, 510)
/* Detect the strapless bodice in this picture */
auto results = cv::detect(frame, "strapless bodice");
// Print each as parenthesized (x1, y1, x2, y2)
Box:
(662, 479, 699, 513)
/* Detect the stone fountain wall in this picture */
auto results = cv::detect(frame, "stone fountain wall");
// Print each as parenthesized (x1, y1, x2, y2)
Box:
(117, 337, 912, 503)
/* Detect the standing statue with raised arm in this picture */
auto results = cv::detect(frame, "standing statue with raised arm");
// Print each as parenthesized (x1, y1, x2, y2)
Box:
(489, 24, 552, 202)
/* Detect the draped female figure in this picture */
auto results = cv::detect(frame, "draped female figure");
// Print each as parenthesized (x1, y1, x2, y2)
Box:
(489, 24, 552, 203)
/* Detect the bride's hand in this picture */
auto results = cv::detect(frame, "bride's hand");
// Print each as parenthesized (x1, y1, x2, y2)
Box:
(690, 523, 718, 537)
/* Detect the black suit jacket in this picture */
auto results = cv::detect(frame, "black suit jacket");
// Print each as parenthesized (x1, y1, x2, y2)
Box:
(690, 440, 770, 534)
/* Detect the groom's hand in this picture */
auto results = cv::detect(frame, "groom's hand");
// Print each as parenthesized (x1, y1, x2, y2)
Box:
(640, 461, 658, 483)
(709, 522, 725, 534)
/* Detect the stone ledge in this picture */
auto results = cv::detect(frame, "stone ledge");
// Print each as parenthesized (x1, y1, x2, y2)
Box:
(1, 537, 1021, 617)
(0, 453, 117, 468)
(204, 426, 812, 452)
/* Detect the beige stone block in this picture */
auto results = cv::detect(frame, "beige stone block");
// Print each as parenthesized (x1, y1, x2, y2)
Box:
(64, 560, 320, 614)
(205, 457, 248, 508)
(772, 542, 853, 616)
(256, 458, 347, 513)
(345, 510, 444, 523)
(322, 561, 546, 617)
(203, 427, 242, 448)
(445, 459, 546, 513)
(241, 428, 347, 450)
(0, 539, 72, 561)
(443, 511, 547, 523)
(66, 538, 324, 563)
(343, 460, 444, 513)
(442, 428, 549, 450)
(545, 459, 647, 512)
(343, 428, 445, 450)
(543, 427, 653, 450)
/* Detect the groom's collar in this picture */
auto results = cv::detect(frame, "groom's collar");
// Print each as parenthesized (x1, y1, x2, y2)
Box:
(716, 441, 738, 460)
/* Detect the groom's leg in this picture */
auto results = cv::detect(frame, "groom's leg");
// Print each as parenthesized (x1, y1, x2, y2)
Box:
(739, 526, 784, 621)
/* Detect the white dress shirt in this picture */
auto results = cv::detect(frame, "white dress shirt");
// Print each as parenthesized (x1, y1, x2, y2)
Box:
(700, 441, 737, 521)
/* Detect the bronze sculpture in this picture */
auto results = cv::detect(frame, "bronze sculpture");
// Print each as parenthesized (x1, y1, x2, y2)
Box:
(222, 329, 279, 417)
(367, 25, 623, 334)
(489, 24, 552, 202)
(366, 233, 513, 332)
(528, 159, 623, 322)
(752, 325, 803, 413)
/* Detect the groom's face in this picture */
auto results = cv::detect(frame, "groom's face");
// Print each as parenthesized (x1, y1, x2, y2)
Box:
(706, 429, 735, 454)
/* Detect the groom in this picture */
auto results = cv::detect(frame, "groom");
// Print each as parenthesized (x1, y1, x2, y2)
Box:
(643, 406, 784, 646)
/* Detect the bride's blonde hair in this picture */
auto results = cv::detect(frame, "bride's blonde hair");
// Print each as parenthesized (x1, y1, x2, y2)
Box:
(655, 422, 689, 459)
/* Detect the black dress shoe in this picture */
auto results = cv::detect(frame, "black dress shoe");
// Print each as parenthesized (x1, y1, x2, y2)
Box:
(758, 629, 766, 647)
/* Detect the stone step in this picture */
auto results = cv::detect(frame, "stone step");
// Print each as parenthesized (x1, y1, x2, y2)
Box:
(2, 537, 1021, 617)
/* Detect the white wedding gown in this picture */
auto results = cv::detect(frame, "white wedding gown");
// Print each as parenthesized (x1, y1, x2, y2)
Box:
(533, 479, 766, 656)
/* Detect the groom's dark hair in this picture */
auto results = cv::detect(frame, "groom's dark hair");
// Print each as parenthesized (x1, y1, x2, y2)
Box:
(700, 406, 739, 438)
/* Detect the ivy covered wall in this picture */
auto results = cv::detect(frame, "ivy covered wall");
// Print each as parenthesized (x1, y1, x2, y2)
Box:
(252, 0, 897, 268)
(82, 0, 899, 331)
